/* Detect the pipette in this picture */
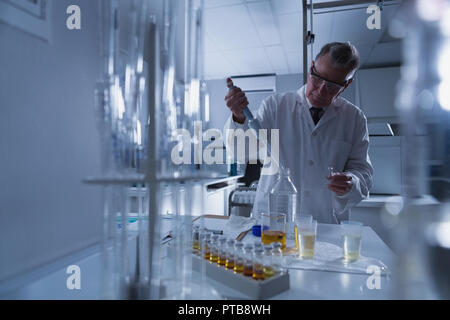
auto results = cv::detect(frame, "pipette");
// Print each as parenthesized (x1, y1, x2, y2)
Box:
(226, 78, 283, 172)
(226, 78, 262, 132)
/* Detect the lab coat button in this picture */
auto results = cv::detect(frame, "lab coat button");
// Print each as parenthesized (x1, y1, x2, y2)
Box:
(312, 132, 317, 137)
(308, 160, 314, 166)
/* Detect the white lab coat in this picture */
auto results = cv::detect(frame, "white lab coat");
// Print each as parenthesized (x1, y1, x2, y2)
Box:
(224, 85, 373, 224)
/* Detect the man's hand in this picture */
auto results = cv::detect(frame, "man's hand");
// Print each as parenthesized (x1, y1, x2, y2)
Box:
(327, 173, 353, 196)
(225, 86, 248, 124)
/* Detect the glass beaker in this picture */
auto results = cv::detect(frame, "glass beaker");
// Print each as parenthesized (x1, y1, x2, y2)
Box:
(341, 221, 363, 262)
(261, 212, 287, 250)
(298, 219, 317, 259)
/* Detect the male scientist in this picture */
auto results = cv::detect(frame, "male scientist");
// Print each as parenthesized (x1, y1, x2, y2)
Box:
(224, 42, 373, 224)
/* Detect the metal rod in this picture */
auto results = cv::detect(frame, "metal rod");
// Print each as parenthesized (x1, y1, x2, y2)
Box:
(302, 0, 308, 84)
(306, 0, 397, 10)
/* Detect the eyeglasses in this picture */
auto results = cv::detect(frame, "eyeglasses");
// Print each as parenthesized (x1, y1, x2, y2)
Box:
(309, 61, 349, 93)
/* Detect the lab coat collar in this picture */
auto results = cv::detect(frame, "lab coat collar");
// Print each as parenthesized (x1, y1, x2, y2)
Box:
(296, 85, 339, 131)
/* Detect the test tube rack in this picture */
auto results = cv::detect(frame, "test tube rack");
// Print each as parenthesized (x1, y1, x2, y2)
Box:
(191, 253, 290, 300)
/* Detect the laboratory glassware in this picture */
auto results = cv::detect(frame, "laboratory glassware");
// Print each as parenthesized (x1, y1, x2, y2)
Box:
(261, 212, 287, 250)
(263, 245, 274, 278)
(298, 219, 317, 259)
(271, 242, 284, 274)
(340, 221, 363, 262)
(269, 168, 298, 240)
(243, 245, 254, 277)
(252, 247, 265, 280)
(225, 239, 236, 270)
(234, 242, 245, 273)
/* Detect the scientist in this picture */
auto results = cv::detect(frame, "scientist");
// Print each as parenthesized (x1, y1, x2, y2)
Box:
(224, 42, 373, 224)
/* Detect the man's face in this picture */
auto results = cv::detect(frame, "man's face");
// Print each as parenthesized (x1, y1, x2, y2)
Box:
(305, 53, 354, 108)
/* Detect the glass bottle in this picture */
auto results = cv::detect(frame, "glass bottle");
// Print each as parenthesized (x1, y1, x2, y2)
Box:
(269, 167, 299, 240)
(234, 242, 244, 273)
(243, 245, 254, 277)
(272, 242, 283, 274)
(263, 245, 274, 278)
(252, 247, 265, 280)
(218, 236, 227, 266)
(226, 239, 236, 270)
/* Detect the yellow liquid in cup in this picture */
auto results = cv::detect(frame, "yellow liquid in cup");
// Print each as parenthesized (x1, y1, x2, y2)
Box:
(299, 232, 316, 259)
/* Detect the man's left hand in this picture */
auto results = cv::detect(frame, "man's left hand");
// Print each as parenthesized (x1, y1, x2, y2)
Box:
(327, 173, 353, 196)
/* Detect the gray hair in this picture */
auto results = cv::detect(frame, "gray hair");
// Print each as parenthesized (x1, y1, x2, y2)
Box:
(315, 42, 360, 73)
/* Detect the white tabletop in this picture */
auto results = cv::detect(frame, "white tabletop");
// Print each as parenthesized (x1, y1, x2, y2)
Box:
(1, 222, 396, 300)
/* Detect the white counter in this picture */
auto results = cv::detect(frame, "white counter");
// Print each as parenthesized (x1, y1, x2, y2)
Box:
(1, 222, 399, 300)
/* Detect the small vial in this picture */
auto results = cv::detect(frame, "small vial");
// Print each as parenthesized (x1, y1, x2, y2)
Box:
(263, 245, 274, 278)
(243, 244, 254, 277)
(192, 225, 200, 252)
(217, 236, 227, 266)
(253, 247, 265, 280)
(209, 234, 219, 263)
(254, 240, 263, 250)
(202, 232, 211, 260)
(272, 242, 283, 273)
(225, 239, 236, 270)
(234, 242, 244, 273)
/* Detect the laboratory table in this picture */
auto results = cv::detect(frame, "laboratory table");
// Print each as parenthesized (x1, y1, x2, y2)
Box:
(0, 223, 396, 300)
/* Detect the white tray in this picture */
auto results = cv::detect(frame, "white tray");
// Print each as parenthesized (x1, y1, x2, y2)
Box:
(192, 254, 290, 299)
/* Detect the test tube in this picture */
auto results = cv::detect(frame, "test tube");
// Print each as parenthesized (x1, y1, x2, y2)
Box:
(243, 245, 254, 277)
(252, 247, 265, 280)
(272, 242, 283, 274)
(202, 231, 211, 260)
(234, 242, 245, 274)
(225, 239, 236, 270)
(217, 236, 227, 266)
(209, 234, 219, 263)
(263, 245, 274, 278)
(192, 225, 200, 252)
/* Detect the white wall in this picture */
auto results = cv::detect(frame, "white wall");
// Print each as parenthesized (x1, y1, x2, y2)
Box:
(0, 0, 103, 284)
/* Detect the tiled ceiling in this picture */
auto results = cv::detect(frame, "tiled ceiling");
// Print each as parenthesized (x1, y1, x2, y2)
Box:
(202, 0, 402, 80)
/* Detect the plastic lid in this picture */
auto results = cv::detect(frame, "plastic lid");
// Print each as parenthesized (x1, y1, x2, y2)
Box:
(252, 225, 269, 237)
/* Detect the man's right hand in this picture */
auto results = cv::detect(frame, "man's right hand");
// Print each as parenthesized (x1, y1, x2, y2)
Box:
(225, 86, 248, 124)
